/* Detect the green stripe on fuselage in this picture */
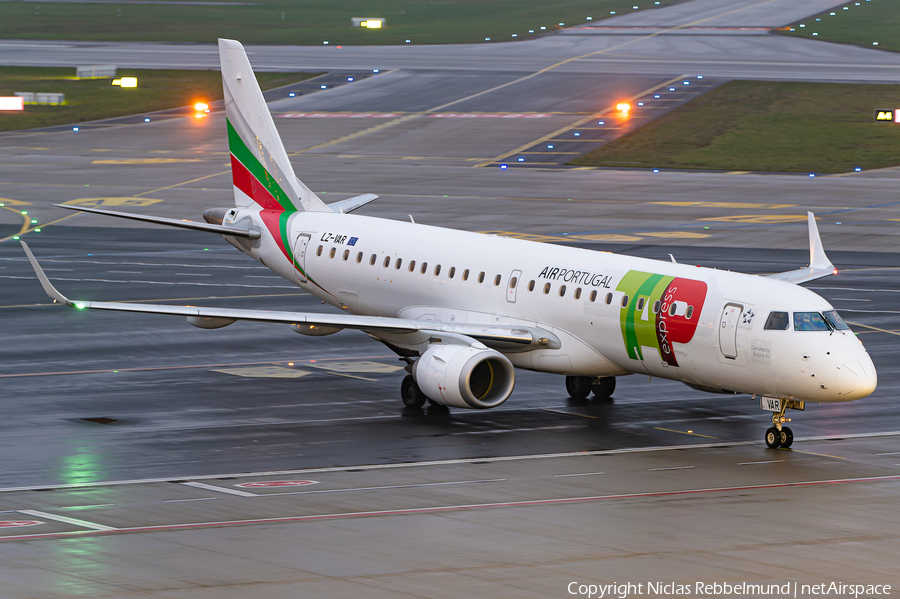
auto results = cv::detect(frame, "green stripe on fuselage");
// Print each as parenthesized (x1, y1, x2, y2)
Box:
(617, 271, 675, 362)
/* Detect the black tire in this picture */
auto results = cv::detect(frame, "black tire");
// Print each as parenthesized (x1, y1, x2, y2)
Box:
(401, 375, 427, 408)
(565, 376, 592, 399)
(591, 377, 616, 399)
(780, 427, 794, 448)
(765, 427, 782, 449)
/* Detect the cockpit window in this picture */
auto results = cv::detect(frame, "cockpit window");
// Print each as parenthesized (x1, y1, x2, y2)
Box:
(822, 310, 850, 331)
(793, 312, 830, 332)
(764, 311, 789, 330)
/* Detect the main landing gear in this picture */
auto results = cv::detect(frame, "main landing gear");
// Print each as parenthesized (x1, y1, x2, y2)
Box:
(565, 376, 616, 400)
(764, 400, 795, 449)
(400, 375, 450, 414)
(401, 375, 427, 408)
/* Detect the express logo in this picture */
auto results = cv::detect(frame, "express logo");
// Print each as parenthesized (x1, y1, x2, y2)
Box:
(616, 271, 707, 367)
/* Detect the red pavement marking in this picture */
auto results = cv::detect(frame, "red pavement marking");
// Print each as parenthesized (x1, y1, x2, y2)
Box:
(0, 521, 42, 528)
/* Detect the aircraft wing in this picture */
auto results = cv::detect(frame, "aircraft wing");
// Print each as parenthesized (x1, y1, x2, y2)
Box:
(766, 212, 837, 285)
(21, 241, 543, 347)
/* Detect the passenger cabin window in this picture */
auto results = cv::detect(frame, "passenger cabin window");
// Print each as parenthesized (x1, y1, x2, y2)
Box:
(494, 274, 501, 286)
(686, 306, 694, 319)
(653, 300, 660, 314)
(317, 245, 323, 257)
(636, 297, 645, 311)
(605, 293, 613, 305)
(369, 254, 377, 265)
(764, 311, 789, 330)
(395, 258, 402, 269)
(793, 312, 830, 332)
(409, 260, 416, 272)
(590, 290, 597, 302)
(463, 269, 469, 281)
(510, 277, 518, 289)
(559, 285, 566, 297)
(543, 283, 551, 294)
(528, 280, 535, 292)
(343, 249, 350, 261)
(329, 248, 336, 259)
(621, 295, 629, 308)
(421, 262, 428, 274)
(574, 288, 582, 300)
(449, 267, 456, 278)
(478, 272, 485, 283)
(356, 252, 363, 263)
(434, 265, 441, 276)
(383, 257, 390, 268)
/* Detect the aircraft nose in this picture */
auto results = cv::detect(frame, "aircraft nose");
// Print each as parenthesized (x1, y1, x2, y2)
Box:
(837, 354, 877, 400)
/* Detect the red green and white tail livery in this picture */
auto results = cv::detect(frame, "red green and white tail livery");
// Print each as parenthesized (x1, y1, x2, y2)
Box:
(28, 38, 876, 449)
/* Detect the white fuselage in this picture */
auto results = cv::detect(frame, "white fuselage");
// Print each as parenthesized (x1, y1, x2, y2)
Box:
(230, 207, 876, 404)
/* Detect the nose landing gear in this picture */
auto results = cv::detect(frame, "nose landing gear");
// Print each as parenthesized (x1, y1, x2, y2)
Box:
(764, 400, 795, 449)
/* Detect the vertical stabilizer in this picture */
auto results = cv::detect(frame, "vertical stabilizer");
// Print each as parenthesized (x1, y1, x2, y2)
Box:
(218, 38, 330, 213)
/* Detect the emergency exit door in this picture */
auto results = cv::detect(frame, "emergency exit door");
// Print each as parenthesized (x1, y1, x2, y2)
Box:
(292, 233, 310, 283)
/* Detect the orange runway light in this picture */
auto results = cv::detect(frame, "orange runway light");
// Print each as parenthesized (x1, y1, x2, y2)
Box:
(194, 102, 210, 112)
(616, 102, 631, 116)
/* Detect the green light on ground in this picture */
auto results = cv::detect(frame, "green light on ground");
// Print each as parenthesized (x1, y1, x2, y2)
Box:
(34, 228, 41, 232)
(30, 219, 38, 224)
(20, 210, 27, 215)
(12, 236, 19, 240)
(75, 303, 85, 309)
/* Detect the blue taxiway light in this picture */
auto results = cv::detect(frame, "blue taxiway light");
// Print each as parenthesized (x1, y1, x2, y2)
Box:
(144, 118, 150, 122)
(809, 173, 816, 178)
(654, 94, 660, 99)
(518, 157, 525, 161)
(574, 132, 580, 136)
(500, 165, 507, 169)
(289, 92, 296, 97)
(855, 167, 862, 172)
(72, 127, 79, 132)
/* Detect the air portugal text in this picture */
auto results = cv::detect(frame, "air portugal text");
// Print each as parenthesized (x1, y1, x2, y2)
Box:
(538, 266, 612, 288)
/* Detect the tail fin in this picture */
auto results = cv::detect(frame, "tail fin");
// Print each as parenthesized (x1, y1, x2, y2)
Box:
(218, 38, 330, 213)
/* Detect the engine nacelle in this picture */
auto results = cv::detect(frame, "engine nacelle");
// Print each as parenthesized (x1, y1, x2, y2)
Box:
(412, 345, 515, 409)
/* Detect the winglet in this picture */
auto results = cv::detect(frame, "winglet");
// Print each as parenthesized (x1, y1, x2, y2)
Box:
(807, 211, 834, 273)
(765, 212, 837, 285)
(20, 241, 74, 306)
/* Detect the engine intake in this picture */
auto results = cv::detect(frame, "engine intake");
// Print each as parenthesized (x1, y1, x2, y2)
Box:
(413, 345, 515, 409)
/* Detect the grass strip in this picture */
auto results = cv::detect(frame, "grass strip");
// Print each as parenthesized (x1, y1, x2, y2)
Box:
(776, 0, 900, 53)
(0, 67, 320, 132)
(569, 80, 900, 173)
(0, 0, 679, 46)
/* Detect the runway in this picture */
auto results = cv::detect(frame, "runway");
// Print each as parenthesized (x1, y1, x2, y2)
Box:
(1, 0, 899, 596)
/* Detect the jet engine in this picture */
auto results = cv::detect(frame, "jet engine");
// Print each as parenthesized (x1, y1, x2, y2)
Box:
(412, 344, 515, 409)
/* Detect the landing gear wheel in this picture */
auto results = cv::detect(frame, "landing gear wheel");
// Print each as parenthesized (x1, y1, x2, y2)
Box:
(565, 376, 592, 400)
(591, 377, 616, 399)
(401, 375, 427, 408)
(779, 427, 794, 448)
(765, 427, 782, 449)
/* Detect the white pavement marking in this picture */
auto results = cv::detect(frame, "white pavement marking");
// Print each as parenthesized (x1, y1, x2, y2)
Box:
(647, 466, 696, 471)
(17, 509, 117, 531)
(180, 482, 258, 497)
(2, 432, 898, 495)
(554, 472, 605, 478)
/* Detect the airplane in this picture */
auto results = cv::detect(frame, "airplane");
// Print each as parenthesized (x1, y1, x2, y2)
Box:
(21, 38, 876, 449)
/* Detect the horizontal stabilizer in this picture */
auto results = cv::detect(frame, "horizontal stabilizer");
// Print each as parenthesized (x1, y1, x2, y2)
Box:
(327, 193, 378, 214)
(55, 204, 260, 239)
(767, 212, 836, 285)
